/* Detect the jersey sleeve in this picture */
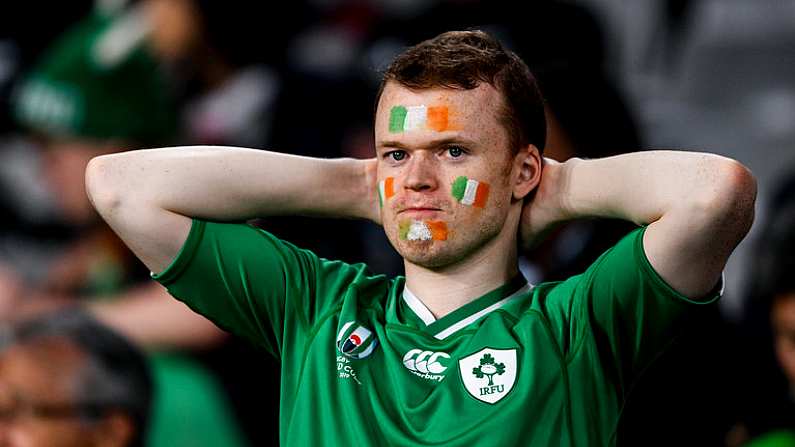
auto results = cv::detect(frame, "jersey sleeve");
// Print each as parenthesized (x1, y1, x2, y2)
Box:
(543, 226, 722, 389)
(152, 218, 366, 357)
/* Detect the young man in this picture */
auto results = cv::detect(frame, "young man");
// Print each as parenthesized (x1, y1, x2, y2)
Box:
(85, 31, 756, 445)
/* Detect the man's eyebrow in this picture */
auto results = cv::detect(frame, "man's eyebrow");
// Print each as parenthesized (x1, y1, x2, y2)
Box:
(376, 140, 409, 150)
(376, 137, 478, 150)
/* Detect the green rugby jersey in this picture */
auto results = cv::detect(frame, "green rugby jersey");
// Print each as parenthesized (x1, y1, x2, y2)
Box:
(152, 220, 720, 446)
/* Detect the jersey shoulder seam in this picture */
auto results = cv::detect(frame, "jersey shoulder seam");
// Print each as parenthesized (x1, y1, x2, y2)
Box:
(290, 302, 345, 402)
(564, 249, 615, 365)
(521, 307, 574, 440)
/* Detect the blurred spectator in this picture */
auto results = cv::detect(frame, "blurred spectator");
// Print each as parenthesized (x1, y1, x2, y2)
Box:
(729, 170, 795, 446)
(0, 0, 95, 134)
(1, 4, 174, 299)
(2, 6, 248, 447)
(0, 309, 152, 447)
(772, 291, 795, 422)
(142, 0, 294, 148)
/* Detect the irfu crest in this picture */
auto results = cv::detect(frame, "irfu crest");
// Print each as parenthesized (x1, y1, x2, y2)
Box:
(458, 348, 517, 404)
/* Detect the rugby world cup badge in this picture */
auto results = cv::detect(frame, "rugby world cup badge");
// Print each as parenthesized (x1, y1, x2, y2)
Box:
(336, 321, 378, 359)
(458, 347, 517, 404)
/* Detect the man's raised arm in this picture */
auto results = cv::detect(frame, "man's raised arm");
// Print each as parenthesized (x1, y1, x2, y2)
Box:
(85, 146, 378, 273)
(522, 150, 757, 299)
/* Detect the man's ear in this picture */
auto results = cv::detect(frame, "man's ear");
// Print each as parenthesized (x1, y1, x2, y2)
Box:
(512, 144, 542, 200)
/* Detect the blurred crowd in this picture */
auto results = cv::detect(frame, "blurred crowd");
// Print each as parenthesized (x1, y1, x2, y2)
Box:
(0, 0, 792, 445)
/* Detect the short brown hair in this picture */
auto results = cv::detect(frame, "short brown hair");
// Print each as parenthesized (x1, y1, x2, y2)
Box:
(376, 30, 546, 155)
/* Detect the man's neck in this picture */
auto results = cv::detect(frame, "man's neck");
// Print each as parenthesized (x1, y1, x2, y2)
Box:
(403, 231, 520, 320)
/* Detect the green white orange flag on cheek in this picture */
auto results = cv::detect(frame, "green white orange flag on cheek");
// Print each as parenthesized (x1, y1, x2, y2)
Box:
(452, 176, 489, 208)
(378, 177, 395, 207)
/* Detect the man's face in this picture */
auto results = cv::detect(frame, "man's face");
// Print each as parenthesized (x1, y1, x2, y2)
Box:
(0, 340, 107, 447)
(773, 293, 795, 387)
(375, 82, 521, 268)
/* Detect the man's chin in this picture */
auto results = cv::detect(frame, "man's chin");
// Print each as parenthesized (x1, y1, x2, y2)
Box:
(398, 243, 460, 269)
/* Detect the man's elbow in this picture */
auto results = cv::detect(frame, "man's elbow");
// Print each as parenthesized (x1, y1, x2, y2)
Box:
(85, 154, 123, 218)
(699, 158, 757, 237)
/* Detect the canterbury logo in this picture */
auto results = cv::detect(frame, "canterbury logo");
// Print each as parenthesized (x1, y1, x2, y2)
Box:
(402, 349, 450, 382)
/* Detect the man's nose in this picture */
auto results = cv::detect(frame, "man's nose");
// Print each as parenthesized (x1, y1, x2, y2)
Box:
(403, 153, 438, 192)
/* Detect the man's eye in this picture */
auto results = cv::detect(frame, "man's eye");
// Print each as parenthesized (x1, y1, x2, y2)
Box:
(448, 146, 465, 158)
(388, 151, 406, 161)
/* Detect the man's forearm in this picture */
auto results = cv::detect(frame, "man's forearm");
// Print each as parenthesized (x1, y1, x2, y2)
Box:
(88, 146, 376, 222)
(558, 150, 754, 227)
(86, 146, 378, 273)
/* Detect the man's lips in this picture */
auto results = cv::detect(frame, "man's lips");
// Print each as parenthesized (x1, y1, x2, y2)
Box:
(397, 207, 443, 216)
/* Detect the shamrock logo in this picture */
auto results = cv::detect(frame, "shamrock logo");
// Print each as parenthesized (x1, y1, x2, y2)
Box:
(472, 353, 506, 386)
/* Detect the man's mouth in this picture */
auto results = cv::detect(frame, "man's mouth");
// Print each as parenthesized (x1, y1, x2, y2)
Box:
(398, 208, 443, 219)
(399, 206, 442, 213)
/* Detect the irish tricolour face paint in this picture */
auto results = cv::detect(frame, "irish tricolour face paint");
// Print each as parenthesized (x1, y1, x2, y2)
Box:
(378, 177, 395, 207)
(389, 105, 449, 133)
(451, 176, 490, 208)
(399, 220, 448, 241)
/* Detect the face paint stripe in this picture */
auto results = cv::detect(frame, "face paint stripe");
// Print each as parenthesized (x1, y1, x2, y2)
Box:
(472, 182, 489, 208)
(378, 180, 385, 207)
(462, 179, 480, 205)
(407, 220, 432, 241)
(451, 176, 468, 201)
(389, 106, 407, 133)
(404, 105, 427, 131)
(399, 220, 410, 240)
(384, 177, 395, 199)
(426, 220, 448, 240)
(427, 106, 449, 131)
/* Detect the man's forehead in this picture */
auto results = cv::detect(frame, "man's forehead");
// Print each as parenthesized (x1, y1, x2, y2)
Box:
(379, 82, 499, 112)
